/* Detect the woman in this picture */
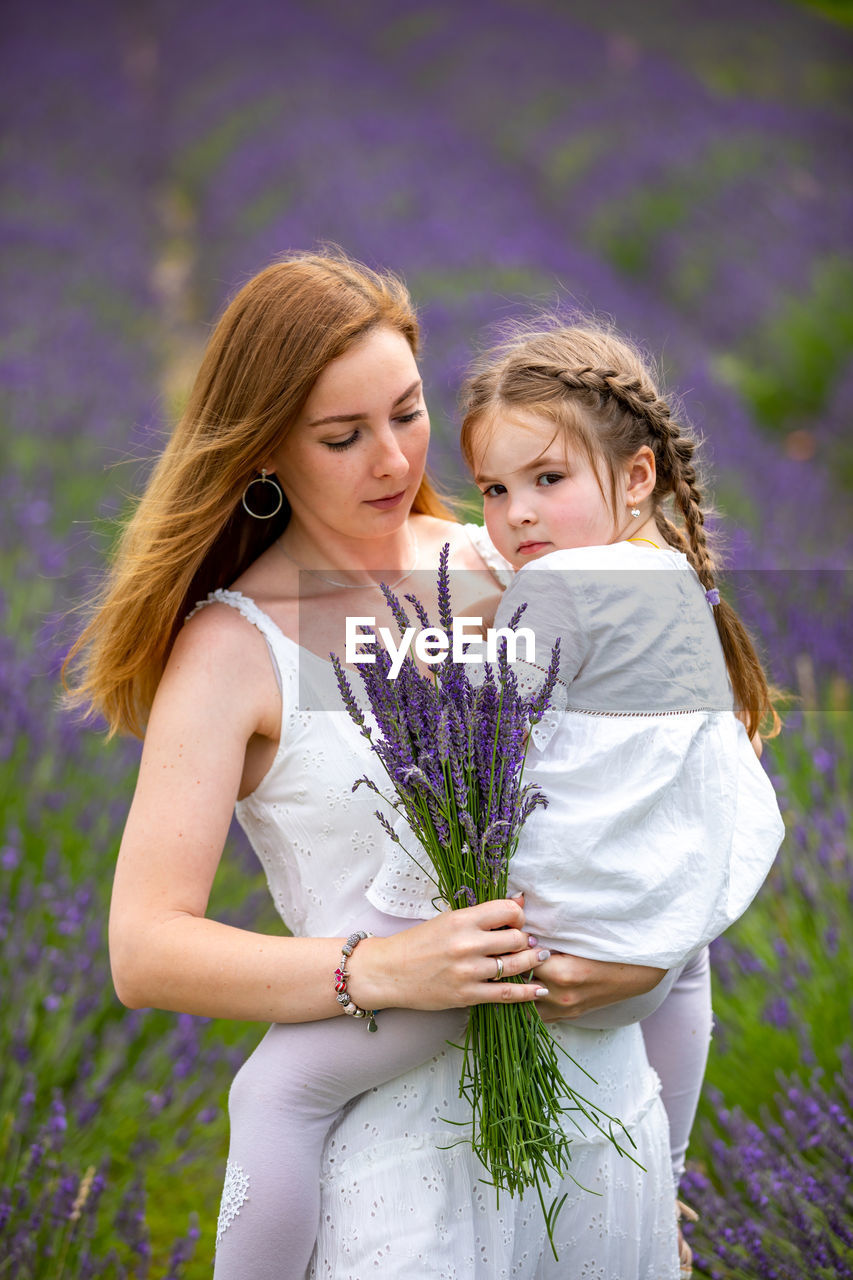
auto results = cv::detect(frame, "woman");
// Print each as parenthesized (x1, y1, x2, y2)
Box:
(66, 249, 679, 1277)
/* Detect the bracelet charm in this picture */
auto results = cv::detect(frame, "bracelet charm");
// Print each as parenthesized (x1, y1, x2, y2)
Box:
(334, 930, 378, 1032)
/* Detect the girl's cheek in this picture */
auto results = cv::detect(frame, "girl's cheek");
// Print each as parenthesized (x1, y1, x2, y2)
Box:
(483, 505, 511, 560)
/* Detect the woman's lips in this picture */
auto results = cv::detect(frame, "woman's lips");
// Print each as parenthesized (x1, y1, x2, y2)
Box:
(365, 489, 407, 510)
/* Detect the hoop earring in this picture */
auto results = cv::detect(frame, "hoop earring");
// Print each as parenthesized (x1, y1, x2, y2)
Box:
(242, 469, 283, 519)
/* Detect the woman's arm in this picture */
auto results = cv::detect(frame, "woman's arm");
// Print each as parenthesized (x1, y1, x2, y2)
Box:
(109, 606, 546, 1022)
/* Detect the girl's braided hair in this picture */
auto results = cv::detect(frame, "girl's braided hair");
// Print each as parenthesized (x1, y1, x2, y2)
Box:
(460, 321, 780, 738)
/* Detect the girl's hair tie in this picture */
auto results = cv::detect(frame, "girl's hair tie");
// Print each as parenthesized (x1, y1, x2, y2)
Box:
(705, 587, 721, 607)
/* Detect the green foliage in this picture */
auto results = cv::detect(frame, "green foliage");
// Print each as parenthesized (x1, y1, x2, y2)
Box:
(175, 94, 288, 200)
(715, 256, 853, 435)
(693, 697, 852, 1126)
(792, 0, 853, 25)
(589, 140, 770, 277)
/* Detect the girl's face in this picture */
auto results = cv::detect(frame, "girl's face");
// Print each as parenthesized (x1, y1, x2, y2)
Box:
(267, 325, 430, 544)
(472, 409, 625, 569)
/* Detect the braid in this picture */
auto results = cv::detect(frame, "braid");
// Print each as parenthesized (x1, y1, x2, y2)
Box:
(641, 399, 717, 592)
(555, 364, 664, 419)
(653, 510, 690, 555)
(549, 362, 717, 588)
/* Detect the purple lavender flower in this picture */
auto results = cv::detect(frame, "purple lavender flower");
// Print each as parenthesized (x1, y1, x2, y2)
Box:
(682, 1052, 853, 1279)
(330, 654, 369, 735)
(379, 581, 413, 637)
(403, 591, 432, 631)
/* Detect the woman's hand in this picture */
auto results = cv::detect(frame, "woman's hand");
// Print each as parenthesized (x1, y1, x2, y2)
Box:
(530, 951, 666, 1022)
(348, 896, 550, 1013)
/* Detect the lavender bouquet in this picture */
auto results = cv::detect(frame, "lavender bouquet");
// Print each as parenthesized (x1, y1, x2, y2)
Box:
(331, 546, 635, 1248)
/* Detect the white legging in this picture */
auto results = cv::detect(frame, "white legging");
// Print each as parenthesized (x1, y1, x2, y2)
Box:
(213, 930, 712, 1280)
(641, 946, 713, 1188)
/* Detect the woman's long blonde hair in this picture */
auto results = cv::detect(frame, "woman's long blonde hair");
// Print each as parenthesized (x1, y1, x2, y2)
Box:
(64, 248, 452, 738)
(461, 321, 780, 739)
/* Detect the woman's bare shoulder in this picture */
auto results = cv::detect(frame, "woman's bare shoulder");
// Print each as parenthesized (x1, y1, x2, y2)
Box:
(162, 599, 281, 738)
(179, 592, 265, 649)
(413, 514, 488, 571)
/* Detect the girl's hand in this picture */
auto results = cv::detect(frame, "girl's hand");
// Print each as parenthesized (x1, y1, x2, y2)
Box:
(348, 896, 550, 1012)
(530, 950, 665, 1022)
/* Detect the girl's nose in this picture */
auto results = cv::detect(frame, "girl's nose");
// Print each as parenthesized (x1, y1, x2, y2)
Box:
(507, 496, 537, 527)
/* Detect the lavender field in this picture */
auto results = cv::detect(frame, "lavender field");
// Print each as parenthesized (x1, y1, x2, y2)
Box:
(1, 1, 851, 1275)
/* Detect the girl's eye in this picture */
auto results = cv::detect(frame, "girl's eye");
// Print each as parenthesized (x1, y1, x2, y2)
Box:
(325, 432, 359, 452)
(482, 483, 506, 498)
(537, 472, 564, 487)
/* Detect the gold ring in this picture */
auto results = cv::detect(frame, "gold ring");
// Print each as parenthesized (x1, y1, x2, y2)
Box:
(491, 956, 504, 982)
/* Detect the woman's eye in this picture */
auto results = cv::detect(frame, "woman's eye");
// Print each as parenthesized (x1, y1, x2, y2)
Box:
(537, 473, 563, 487)
(325, 432, 360, 451)
(482, 484, 506, 498)
(395, 408, 425, 425)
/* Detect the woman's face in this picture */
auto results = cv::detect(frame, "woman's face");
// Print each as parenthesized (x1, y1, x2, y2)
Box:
(268, 326, 430, 543)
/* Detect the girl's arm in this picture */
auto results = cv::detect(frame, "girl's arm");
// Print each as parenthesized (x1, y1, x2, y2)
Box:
(530, 953, 666, 1022)
(108, 606, 546, 1022)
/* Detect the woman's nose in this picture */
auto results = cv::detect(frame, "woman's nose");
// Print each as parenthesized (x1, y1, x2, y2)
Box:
(372, 428, 410, 478)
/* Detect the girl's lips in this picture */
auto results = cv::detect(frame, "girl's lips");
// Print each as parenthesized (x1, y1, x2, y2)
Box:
(365, 489, 407, 510)
(517, 540, 551, 555)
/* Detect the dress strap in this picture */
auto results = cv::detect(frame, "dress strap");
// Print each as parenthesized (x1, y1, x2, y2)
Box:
(187, 587, 281, 637)
(463, 523, 514, 587)
(186, 588, 285, 694)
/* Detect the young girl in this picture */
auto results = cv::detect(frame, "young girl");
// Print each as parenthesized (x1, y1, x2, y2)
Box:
(367, 318, 785, 1276)
(464, 320, 786, 1271)
(453, 319, 783, 974)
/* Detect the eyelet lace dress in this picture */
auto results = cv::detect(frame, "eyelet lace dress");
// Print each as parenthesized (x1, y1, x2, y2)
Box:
(194, 527, 682, 1279)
